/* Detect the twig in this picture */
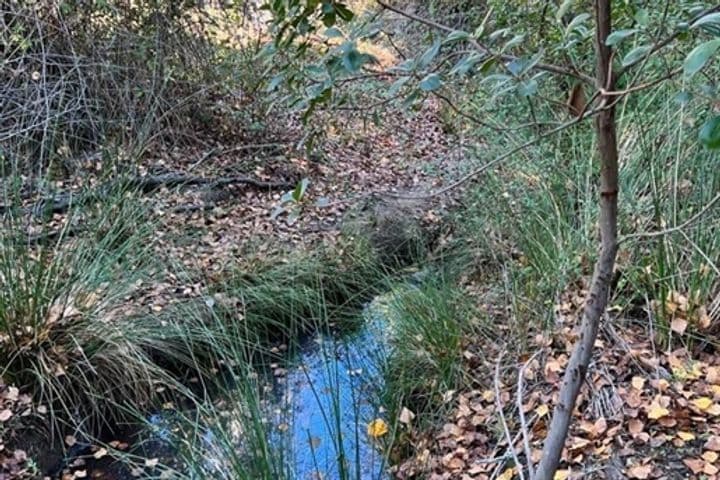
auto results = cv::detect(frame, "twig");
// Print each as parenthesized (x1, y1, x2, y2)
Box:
(600, 67, 681, 97)
(494, 352, 526, 480)
(620, 191, 720, 244)
(8, 173, 295, 218)
(518, 352, 541, 480)
(382, 100, 614, 200)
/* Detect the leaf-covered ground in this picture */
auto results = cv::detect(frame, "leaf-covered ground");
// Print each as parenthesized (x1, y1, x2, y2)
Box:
(395, 281, 720, 480)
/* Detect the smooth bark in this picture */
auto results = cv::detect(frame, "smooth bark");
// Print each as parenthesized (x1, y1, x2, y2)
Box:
(535, 1, 620, 478)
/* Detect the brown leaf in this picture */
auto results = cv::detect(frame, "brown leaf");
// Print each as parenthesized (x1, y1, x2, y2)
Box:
(683, 458, 704, 475)
(627, 464, 652, 479)
(670, 317, 687, 335)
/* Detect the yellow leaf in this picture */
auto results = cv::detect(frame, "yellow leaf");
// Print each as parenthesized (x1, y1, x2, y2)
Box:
(553, 470, 571, 480)
(535, 404, 549, 417)
(498, 467, 515, 480)
(702, 451, 719, 463)
(693, 397, 714, 411)
(367, 419, 388, 438)
(647, 403, 670, 420)
(677, 431, 696, 441)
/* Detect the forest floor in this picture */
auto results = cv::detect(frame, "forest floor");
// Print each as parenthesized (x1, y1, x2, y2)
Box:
(3, 63, 720, 480)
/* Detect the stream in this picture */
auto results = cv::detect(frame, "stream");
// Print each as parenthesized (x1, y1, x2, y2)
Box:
(52, 298, 394, 479)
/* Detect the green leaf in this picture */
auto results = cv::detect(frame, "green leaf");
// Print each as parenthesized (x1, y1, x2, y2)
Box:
(418, 73, 443, 92)
(444, 30, 470, 44)
(292, 178, 310, 202)
(335, 3, 354, 22)
(699, 116, 720, 150)
(621, 45, 651, 67)
(634, 8, 650, 27)
(556, 0, 573, 23)
(565, 13, 591, 36)
(387, 76, 410, 96)
(691, 12, 720, 29)
(503, 34, 525, 50)
(517, 79, 538, 97)
(683, 39, 720, 76)
(342, 47, 366, 72)
(605, 29, 637, 46)
(673, 91, 692, 105)
(418, 40, 441, 69)
(449, 53, 482, 76)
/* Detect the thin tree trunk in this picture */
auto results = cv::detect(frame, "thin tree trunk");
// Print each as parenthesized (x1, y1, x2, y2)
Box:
(535, 1, 619, 478)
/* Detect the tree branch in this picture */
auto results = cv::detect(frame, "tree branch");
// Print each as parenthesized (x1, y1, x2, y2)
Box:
(620, 191, 720, 244)
(375, 0, 596, 86)
(382, 100, 616, 200)
(617, 5, 720, 77)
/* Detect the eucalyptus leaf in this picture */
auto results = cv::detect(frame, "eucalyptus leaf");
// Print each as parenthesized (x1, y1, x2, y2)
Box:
(691, 12, 720, 29)
(445, 30, 470, 44)
(324, 27, 343, 38)
(605, 29, 637, 46)
(419, 73, 443, 91)
(621, 45, 651, 67)
(699, 116, 720, 150)
(419, 40, 442, 69)
(683, 39, 720, 76)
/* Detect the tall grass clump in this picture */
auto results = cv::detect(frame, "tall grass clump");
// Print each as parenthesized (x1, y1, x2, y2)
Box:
(209, 234, 394, 346)
(379, 276, 490, 440)
(0, 185, 240, 434)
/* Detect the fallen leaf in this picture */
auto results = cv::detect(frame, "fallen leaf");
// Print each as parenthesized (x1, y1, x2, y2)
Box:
(93, 447, 108, 459)
(677, 431, 695, 441)
(692, 397, 713, 411)
(627, 464, 652, 479)
(398, 407, 415, 425)
(535, 404, 549, 418)
(553, 470, 570, 480)
(145, 458, 159, 468)
(670, 317, 687, 335)
(631, 376, 646, 390)
(65, 435, 77, 447)
(0, 409, 12, 422)
(683, 458, 704, 474)
(702, 451, 719, 463)
(497, 467, 515, 480)
(705, 435, 720, 451)
(647, 402, 669, 420)
(367, 418, 388, 438)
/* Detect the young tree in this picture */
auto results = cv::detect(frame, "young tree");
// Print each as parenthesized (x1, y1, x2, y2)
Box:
(262, 0, 720, 477)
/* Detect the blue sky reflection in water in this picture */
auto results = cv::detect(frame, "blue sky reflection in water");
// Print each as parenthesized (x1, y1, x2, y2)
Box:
(278, 315, 389, 480)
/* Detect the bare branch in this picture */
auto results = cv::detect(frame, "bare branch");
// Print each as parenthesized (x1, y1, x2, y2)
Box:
(620, 191, 720, 244)
(382, 100, 616, 200)
(494, 352, 526, 480)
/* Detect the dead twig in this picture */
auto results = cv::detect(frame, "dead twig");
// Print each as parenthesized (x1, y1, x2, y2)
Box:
(518, 352, 541, 480)
(494, 352, 526, 480)
(620, 191, 720, 244)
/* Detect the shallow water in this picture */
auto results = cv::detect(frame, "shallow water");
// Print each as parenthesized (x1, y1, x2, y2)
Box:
(50, 305, 392, 479)
(276, 316, 389, 479)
